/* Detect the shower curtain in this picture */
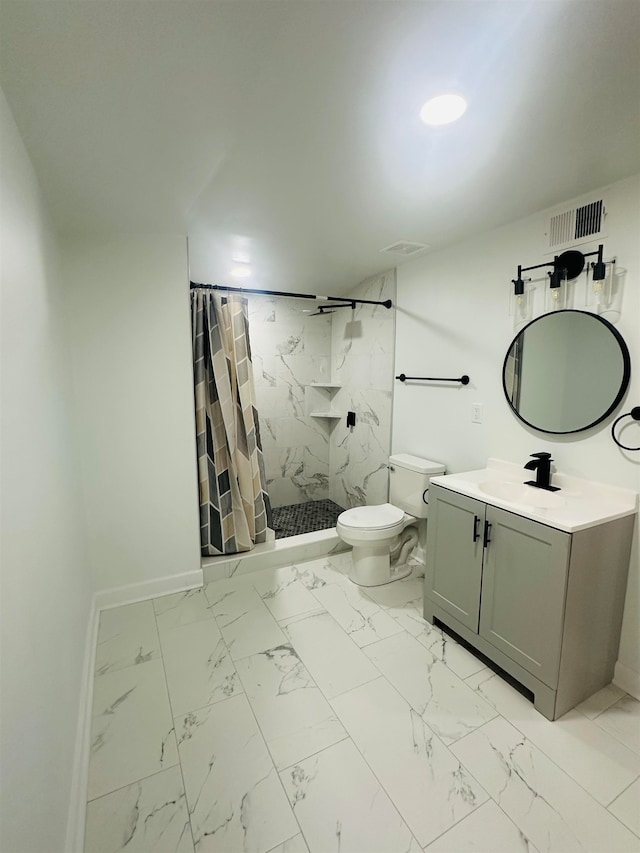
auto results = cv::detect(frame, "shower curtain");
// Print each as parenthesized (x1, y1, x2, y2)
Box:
(191, 289, 271, 555)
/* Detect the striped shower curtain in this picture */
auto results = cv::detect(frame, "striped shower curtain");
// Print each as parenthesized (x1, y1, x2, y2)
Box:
(191, 289, 271, 555)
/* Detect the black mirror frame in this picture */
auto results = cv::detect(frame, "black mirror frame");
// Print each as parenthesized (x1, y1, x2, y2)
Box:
(502, 309, 631, 435)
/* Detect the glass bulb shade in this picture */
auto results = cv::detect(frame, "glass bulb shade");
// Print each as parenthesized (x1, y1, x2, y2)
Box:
(419, 94, 467, 126)
(230, 265, 251, 279)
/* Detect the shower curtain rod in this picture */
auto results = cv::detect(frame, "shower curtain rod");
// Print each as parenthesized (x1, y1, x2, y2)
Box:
(189, 281, 393, 309)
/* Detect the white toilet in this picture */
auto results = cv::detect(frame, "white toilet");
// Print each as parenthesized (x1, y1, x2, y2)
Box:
(336, 454, 445, 587)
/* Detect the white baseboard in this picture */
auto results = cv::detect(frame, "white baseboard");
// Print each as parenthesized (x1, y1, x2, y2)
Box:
(64, 598, 99, 853)
(94, 568, 203, 611)
(613, 660, 640, 700)
(65, 568, 203, 851)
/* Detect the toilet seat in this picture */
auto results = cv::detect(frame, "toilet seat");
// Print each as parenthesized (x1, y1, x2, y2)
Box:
(337, 503, 405, 531)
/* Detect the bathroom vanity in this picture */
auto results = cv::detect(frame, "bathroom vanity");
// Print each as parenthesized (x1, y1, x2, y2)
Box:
(424, 459, 637, 720)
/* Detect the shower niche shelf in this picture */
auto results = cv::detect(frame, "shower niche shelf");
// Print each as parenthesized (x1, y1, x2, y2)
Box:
(306, 382, 341, 420)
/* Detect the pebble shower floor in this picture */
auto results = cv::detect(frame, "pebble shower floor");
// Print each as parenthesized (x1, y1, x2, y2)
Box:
(84, 552, 640, 852)
(270, 498, 345, 539)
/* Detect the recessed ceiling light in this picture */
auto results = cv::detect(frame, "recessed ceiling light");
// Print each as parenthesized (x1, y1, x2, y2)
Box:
(419, 94, 467, 127)
(230, 264, 251, 279)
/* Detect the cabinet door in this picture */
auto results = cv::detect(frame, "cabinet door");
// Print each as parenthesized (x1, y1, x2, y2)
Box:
(479, 507, 570, 688)
(425, 485, 485, 632)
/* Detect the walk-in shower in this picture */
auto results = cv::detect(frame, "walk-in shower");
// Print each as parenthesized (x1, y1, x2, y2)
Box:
(190, 272, 397, 554)
(242, 270, 397, 543)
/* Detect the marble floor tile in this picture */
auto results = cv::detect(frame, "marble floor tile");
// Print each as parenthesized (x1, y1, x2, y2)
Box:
(282, 611, 379, 699)
(279, 739, 421, 853)
(88, 659, 178, 802)
(290, 556, 350, 590)
(153, 589, 213, 635)
(84, 766, 193, 853)
(409, 619, 488, 680)
(465, 669, 640, 806)
(451, 717, 640, 852)
(423, 800, 540, 852)
(591, 695, 640, 755)
(361, 575, 424, 609)
(364, 632, 497, 744)
(575, 682, 626, 720)
(235, 643, 347, 770)
(608, 778, 640, 836)
(251, 569, 323, 621)
(266, 835, 309, 853)
(95, 601, 160, 677)
(205, 579, 286, 660)
(175, 693, 298, 853)
(310, 580, 403, 647)
(331, 677, 488, 847)
(160, 617, 242, 716)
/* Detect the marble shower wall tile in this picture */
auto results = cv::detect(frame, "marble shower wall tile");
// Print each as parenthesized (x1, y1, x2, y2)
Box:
(329, 270, 396, 509)
(451, 716, 640, 852)
(175, 693, 299, 853)
(84, 766, 194, 853)
(248, 295, 332, 508)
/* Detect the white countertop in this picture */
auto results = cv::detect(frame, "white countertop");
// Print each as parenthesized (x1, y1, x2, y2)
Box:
(430, 458, 638, 533)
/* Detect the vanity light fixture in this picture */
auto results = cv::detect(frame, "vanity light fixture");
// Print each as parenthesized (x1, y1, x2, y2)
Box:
(510, 244, 612, 313)
(510, 266, 532, 322)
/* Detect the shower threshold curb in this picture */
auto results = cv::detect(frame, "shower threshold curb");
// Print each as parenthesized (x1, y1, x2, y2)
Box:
(201, 528, 349, 584)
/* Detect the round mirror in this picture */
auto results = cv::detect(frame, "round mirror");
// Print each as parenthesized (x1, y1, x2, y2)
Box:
(503, 310, 630, 434)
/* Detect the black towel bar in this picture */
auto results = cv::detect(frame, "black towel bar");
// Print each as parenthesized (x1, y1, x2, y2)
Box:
(396, 374, 470, 385)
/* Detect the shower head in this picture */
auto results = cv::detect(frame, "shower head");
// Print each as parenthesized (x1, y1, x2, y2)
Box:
(308, 302, 355, 316)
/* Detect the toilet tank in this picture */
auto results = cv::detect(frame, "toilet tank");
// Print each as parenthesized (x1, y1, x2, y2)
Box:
(389, 454, 445, 518)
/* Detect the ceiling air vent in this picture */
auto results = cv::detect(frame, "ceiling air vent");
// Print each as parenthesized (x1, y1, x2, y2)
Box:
(546, 198, 605, 251)
(380, 241, 429, 256)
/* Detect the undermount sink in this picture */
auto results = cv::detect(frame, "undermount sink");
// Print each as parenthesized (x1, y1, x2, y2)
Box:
(478, 480, 566, 509)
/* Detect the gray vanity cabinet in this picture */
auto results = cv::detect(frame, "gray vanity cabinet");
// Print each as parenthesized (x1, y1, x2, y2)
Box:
(426, 488, 484, 632)
(479, 507, 570, 689)
(425, 482, 633, 720)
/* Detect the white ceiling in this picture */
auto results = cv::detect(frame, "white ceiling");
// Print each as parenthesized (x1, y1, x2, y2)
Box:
(1, 1, 639, 295)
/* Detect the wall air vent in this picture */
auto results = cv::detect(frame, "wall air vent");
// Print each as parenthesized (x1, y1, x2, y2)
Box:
(380, 241, 429, 256)
(546, 198, 606, 251)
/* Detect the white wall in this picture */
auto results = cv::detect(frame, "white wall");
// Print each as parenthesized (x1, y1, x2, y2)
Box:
(393, 174, 640, 693)
(62, 236, 201, 591)
(0, 88, 92, 853)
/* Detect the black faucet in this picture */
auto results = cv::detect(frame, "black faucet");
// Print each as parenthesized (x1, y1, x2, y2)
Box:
(524, 452, 561, 492)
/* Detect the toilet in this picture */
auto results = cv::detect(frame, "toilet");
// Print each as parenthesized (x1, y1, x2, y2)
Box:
(336, 454, 445, 587)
